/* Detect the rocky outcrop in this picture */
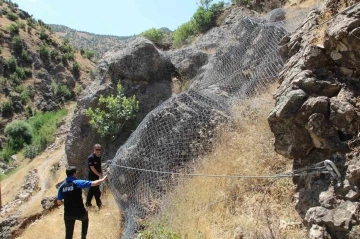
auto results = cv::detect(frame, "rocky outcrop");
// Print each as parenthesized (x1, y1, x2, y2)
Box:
(0, 215, 18, 239)
(0, 169, 40, 218)
(66, 37, 176, 176)
(268, 1, 360, 238)
(41, 196, 57, 211)
(107, 6, 290, 238)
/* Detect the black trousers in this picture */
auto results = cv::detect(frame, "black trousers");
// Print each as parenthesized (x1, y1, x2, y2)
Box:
(86, 185, 102, 206)
(64, 211, 88, 239)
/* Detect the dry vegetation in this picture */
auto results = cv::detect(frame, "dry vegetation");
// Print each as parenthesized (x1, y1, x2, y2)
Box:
(140, 86, 306, 238)
(16, 191, 122, 239)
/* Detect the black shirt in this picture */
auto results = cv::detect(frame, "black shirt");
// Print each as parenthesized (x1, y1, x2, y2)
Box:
(88, 153, 102, 180)
(58, 179, 87, 217)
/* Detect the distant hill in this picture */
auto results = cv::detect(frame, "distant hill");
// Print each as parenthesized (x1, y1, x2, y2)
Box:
(50, 24, 133, 59)
(0, 0, 96, 160)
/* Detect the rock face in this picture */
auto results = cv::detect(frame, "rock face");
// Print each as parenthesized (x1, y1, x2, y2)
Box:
(106, 6, 289, 238)
(268, 1, 360, 237)
(66, 37, 176, 177)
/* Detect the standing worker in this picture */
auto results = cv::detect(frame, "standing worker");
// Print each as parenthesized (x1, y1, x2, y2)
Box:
(86, 144, 103, 209)
(57, 166, 107, 239)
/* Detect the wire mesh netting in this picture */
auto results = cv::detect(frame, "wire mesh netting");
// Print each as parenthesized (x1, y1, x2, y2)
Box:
(100, 7, 317, 238)
(62, 5, 319, 238)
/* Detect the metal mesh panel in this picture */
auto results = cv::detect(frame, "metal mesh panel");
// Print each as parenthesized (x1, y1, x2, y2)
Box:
(99, 7, 315, 239)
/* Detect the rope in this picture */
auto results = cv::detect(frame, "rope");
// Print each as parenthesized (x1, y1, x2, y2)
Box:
(109, 161, 338, 179)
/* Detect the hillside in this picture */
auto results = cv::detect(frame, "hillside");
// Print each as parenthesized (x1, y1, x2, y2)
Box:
(50, 24, 133, 59)
(0, 0, 96, 162)
(2, 0, 360, 238)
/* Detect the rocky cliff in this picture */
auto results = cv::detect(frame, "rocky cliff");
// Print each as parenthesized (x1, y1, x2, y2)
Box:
(65, 5, 298, 238)
(63, 1, 360, 238)
(268, 0, 360, 238)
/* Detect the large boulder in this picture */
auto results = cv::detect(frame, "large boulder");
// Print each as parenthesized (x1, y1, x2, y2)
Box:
(108, 7, 289, 238)
(66, 37, 175, 177)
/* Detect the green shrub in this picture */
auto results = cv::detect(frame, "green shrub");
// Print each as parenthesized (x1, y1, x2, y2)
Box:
(16, 20, 26, 30)
(50, 49, 59, 60)
(65, 52, 74, 61)
(51, 81, 72, 99)
(0, 77, 8, 87)
(0, 99, 13, 117)
(60, 43, 73, 54)
(20, 89, 30, 105)
(193, 7, 215, 33)
(138, 224, 181, 239)
(63, 38, 70, 45)
(25, 109, 68, 157)
(72, 62, 80, 78)
(1, 8, 7, 15)
(173, 20, 197, 48)
(85, 50, 95, 60)
(140, 28, 165, 43)
(193, 2, 224, 33)
(9, 73, 21, 85)
(61, 54, 68, 65)
(24, 67, 32, 77)
(6, 11, 18, 21)
(86, 83, 139, 138)
(12, 35, 24, 54)
(37, 19, 46, 27)
(27, 17, 36, 28)
(18, 11, 26, 20)
(21, 49, 32, 63)
(23, 144, 38, 159)
(39, 28, 49, 41)
(16, 67, 26, 80)
(4, 57, 17, 73)
(4, 120, 33, 151)
(14, 84, 26, 93)
(39, 43, 50, 59)
(7, 23, 19, 35)
(0, 145, 16, 162)
(25, 106, 33, 118)
(75, 85, 83, 95)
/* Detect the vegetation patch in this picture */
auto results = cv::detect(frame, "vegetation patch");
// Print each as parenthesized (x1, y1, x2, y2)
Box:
(86, 83, 139, 139)
(0, 109, 67, 161)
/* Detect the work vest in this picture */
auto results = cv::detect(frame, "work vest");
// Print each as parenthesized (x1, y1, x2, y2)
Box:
(60, 181, 86, 217)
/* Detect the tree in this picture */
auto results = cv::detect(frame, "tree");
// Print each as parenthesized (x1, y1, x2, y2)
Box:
(193, 6, 215, 33)
(4, 120, 33, 151)
(199, 0, 213, 9)
(140, 28, 165, 43)
(173, 20, 197, 48)
(86, 83, 139, 139)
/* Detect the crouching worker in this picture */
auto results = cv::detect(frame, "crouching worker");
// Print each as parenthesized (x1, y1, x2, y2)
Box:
(57, 166, 108, 239)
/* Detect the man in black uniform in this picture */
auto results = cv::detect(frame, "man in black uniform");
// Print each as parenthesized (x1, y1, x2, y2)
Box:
(86, 144, 103, 209)
(57, 166, 107, 239)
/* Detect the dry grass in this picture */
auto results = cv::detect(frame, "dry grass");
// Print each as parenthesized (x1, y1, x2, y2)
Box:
(143, 86, 305, 238)
(284, 0, 323, 9)
(17, 190, 122, 239)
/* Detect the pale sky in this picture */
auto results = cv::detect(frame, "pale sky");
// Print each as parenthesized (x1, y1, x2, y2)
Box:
(13, 0, 227, 36)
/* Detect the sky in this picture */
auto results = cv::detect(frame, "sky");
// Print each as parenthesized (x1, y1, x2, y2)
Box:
(12, 0, 225, 36)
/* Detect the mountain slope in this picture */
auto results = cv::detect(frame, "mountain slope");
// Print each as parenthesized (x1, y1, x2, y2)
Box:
(50, 24, 133, 59)
(0, 0, 95, 161)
